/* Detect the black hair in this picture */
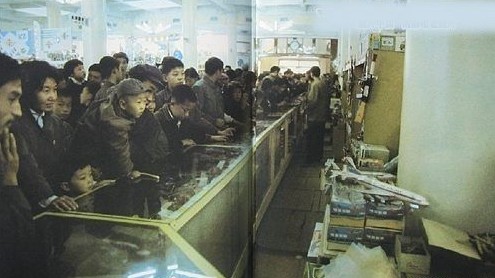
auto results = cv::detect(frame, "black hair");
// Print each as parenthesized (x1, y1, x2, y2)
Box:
(63, 59, 83, 79)
(225, 69, 236, 81)
(224, 81, 243, 97)
(84, 80, 101, 96)
(20, 60, 60, 111)
(99, 56, 120, 79)
(242, 71, 256, 86)
(113, 52, 129, 63)
(204, 57, 224, 76)
(88, 63, 101, 73)
(310, 66, 321, 78)
(171, 84, 197, 104)
(0, 52, 21, 88)
(57, 87, 73, 99)
(184, 67, 199, 79)
(161, 56, 184, 75)
(270, 66, 280, 73)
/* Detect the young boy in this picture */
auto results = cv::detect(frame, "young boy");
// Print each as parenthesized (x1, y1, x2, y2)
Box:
(53, 88, 73, 122)
(128, 64, 170, 217)
(67, 78, 147, 216)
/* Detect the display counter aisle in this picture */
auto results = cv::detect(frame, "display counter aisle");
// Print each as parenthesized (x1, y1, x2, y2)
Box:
(42, 105, 305, 277)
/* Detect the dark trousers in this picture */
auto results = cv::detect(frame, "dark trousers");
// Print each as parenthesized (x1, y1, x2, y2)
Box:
(306, 121, 325, 163)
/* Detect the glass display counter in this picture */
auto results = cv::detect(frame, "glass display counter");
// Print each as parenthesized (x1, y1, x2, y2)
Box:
(42, 104, 305, 277)
(34, 212, 223, 278)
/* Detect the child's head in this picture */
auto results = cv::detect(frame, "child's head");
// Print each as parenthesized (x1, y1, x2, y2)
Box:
(128, 64, 163, 112)
(80, 80, 101, 107)
(161, 56, 184, 89)
(60, 165, 94, 195)
(225, 81, 243, 103)
(53, 88, 72, 120)
(113, 78, 147, 119)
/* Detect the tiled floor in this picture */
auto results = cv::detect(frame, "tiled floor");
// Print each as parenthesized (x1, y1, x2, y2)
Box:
(253, 139, 330, 277)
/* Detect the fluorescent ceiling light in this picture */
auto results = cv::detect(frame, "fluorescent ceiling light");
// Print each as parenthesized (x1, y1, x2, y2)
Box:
(124, 0, 180, 10)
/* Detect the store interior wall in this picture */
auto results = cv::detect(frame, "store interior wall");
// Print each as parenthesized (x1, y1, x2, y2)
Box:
(398, 30, 495, 233)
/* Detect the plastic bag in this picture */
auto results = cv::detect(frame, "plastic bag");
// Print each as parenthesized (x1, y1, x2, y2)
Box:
(318, 243, 399, 278)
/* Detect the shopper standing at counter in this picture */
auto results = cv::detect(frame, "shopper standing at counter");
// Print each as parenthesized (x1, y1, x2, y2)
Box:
(156, 56, 185, 109)
(0, 52, 44, 278)
(94, 56, 124, 101)
(67, 79, 147, 216)
(305, 66, 330, 165)
(11, 60, 78, 213)
(193, 57, 226, 128)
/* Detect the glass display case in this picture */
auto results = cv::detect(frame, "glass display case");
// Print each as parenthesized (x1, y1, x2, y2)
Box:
(34, 212, 223, 278)
(43, 104, 304, 278)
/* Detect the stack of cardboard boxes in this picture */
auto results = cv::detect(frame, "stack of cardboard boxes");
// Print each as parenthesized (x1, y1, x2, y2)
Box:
(320, 183, 406, 258)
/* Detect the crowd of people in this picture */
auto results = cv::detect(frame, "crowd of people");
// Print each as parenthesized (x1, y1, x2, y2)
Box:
(0, 50, 333, 276)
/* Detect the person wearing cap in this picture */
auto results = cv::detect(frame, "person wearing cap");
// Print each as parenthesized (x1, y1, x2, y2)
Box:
(94, 56, 124, 101)
(128, 65, 171, 217)
(66, 78, 148, 216)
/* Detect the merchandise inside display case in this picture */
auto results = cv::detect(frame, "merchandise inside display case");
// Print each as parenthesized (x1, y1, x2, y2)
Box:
(35, 213, 222, 278)
(72, 146, 248, 220)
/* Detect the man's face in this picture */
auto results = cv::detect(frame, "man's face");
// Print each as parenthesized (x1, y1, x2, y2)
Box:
(0, 79, 22, 132)
(185, 76, 198, 87)
(54, 96, 72, 120)
(119, 93, 147, 119)
(116, 58, 128, 75)
(73, 64, 85, 82)
(142, 81, 158, 112)
(114, 65, 125, 83)
(69, 165, 94, 194)
(164, 67, 184, 89)
(171, 100, 195, 120)
(233, 88, 242, 102)
(35, 77, 58, 113)
(88, 70, 102, 83)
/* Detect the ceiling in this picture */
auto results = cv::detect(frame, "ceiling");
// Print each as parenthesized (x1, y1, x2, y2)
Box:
(0, 0, 335, 37)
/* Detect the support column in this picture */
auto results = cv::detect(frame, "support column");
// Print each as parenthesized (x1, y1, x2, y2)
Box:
(226, 13, 237, 68)
(46, 0, 61, 28)
(182, 0, 197, 68)
(398, 30, 495, 233)
(81, 0, 107, 66)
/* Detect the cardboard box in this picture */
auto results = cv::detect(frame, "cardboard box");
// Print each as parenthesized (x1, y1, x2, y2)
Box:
(330, 184, 366, 217)
(364, 227, 402, 244)
(307, 222, 324, 263)
(329, 214, 365, 228)
(366, 217, 405, 231)
(395, 236, 431, 275)
(366, 201, 405, 219)
(359, 143, 390, 163)
(328, 226, 364, 242)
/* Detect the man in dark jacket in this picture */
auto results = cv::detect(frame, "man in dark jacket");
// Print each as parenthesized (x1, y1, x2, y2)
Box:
(11, 60, 77, 213)
(0, 52, 45, 278)
(68, 78, 147, 216)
